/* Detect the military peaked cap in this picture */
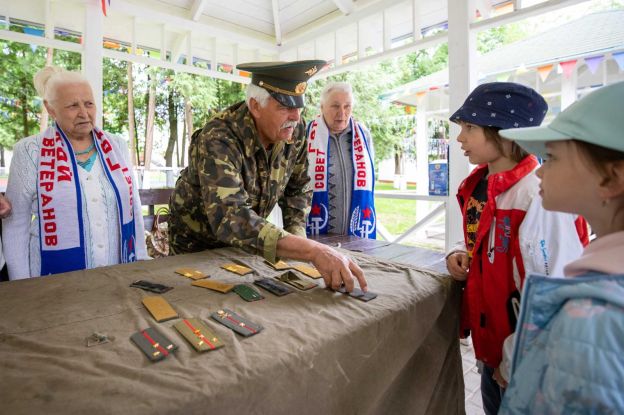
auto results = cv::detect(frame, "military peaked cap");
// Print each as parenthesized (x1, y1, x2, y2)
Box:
(237, 60, 327, 108)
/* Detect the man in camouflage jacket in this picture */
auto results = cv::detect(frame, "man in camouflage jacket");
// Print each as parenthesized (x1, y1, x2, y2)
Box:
(169, 60, 367, 293)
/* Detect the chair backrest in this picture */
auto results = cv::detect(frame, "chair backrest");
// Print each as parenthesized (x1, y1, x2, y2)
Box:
(139, 188, 174, 231)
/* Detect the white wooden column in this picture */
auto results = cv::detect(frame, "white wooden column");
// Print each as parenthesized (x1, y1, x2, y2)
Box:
(82, 0, 104, 126)
(446, 0, 476, 251)
(416, 98, 429, 195)
(412, 0, 422, 41)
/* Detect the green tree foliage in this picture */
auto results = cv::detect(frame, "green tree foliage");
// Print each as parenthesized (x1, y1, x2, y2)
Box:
(0, 40, 44, 151)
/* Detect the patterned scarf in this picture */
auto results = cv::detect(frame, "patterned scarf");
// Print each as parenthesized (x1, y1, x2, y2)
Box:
(37, 125, 136, 275)
(306, 115, 376, 238)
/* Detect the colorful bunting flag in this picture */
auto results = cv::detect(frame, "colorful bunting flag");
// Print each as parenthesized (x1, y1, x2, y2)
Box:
(537, 64, 553, 83)
(613, 52, 624, 72)
(415, 91, 427, 105)
(584, 55, 604, 74)
(101, 0, 110, 16)
(560, 60, 577, 79)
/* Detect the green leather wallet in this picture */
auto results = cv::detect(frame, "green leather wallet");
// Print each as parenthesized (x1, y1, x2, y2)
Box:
(233, 284, 264, 302)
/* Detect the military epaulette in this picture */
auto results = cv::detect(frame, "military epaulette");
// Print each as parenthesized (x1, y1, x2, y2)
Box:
(174, 318, 224, 352)
(130, 327, 177, 362)
(210, 309, 263, 337)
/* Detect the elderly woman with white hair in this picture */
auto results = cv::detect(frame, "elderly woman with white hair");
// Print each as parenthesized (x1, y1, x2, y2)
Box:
(305, 82, 376, 239)
(2, 66, 147, 280)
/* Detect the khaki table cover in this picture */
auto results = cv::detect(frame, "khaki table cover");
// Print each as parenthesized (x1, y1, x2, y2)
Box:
(0, 247, 464, 415)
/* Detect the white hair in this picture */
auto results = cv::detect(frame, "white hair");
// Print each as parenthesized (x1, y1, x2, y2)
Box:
(245, 83, 271, 108)
(320, 82, 355, 107)
(33, 66, 90, 102)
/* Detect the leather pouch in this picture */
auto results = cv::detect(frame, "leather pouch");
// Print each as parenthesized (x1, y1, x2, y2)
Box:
(277, 271, 317, 290)
(130, 327, 177, 362)
(174, 318, 224, 352)
(254, 278, 292, 296)
(233, 284, 264, 302)
(210, 308, 263, 337)
(191, 279, 235, 293)
(142, 296, 179, 322)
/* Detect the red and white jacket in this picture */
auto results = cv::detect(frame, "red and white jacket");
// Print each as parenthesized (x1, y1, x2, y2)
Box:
(455, 155, 589, 367)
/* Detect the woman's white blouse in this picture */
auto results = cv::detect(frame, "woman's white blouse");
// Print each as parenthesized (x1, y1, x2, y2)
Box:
(2, 131, 148, 279)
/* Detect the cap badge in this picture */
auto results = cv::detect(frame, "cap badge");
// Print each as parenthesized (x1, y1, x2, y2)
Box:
(295, 82, 307, 94)
(305, 66, 318, 76)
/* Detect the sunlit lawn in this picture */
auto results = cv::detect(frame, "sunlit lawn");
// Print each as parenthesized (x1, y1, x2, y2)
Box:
(375, 181, 418, 236)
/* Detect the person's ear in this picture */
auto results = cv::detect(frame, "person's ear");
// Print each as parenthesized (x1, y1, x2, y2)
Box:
(248, 98, 262, 119)
(598, 160, 624, 199)
(44, 100, 56, 119)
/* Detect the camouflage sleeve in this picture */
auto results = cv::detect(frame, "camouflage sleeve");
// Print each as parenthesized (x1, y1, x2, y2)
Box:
(197, 135, 287, 263)
(279, 134, 312, 238)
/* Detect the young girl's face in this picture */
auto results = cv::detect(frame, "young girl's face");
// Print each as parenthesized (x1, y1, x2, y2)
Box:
(456, 122, 504, 165)
(537, 141, 603, 215)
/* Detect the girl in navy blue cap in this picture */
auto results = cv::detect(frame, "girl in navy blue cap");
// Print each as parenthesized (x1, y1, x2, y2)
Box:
(445, 82, 589, 414)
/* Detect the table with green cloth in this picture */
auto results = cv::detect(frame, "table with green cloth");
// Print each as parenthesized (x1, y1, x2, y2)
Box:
(0, 241, 464, 414)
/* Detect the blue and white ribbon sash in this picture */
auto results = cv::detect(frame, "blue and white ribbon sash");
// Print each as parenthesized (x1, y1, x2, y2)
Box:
(306, 115, 376, 238)
(37, 125, 136, 275)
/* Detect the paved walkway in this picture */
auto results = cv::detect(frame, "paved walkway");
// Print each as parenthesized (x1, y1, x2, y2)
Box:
(461, 338, 485, 414)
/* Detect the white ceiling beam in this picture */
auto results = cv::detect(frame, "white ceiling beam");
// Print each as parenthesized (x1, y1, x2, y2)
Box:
(186, 31, 193, 65)
(471, 0, 590, 31)
(160, 24, 167, 61)
(413, 0, 422, 41)
(189, 0, 208, 21)
(44, 0, 54, 39)
(131, 17, 137, 53)
(232, 43, 239, 75)
(170, 32, 187, 64)
(210, 37, 217, 70)
(357, 21, 365, 59)
(110, 0, 277, 52)
(383, 10, 391, 52)
(281, 0, 400, 49)
(318, 31, 447, 79)
(0, 28, 82, 53)
(332, 0, 355, 15)
(103, 48, 250, 84)
(271, 0, 282, 46)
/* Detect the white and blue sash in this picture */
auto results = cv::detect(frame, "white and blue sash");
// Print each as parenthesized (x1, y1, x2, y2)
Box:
(37, 125, 136, 275)
(306, 115, 376, 239)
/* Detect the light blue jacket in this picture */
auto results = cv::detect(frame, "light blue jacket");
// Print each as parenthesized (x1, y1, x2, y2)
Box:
(500, 273, 624, 414)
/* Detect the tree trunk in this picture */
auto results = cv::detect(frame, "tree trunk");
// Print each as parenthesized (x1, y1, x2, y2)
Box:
(20, 79, 29, 138)
(127, 61, 138, 166)
(177, 121, 184, 167)
(144, 76, 156, 168)
(0, 146, 5, 168)
(394, 146, 403, 175)
(39, 47, 54, 131)
(182, 97, 192, 167)
(164, 89, 177, 167)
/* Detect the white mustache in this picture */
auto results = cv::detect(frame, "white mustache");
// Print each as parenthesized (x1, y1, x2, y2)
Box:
(281, 121, 298, 129)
